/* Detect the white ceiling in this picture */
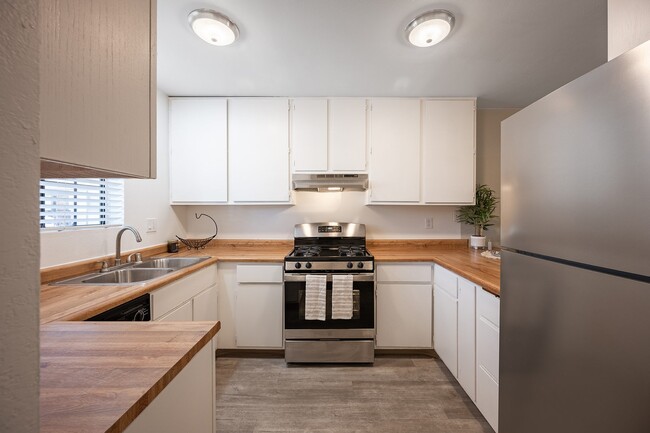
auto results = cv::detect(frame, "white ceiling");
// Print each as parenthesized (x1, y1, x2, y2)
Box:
(157, 0, 607, 108)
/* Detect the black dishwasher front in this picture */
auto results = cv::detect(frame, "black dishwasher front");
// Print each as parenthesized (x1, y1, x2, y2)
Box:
(86, 294, 151, 321)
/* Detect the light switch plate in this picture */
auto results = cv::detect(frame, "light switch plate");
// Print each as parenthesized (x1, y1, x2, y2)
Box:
(146, 218, 157, 233)
(425, 217, 434, 229)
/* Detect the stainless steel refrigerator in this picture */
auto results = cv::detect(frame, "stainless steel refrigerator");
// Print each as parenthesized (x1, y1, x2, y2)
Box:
(500, 40, 650, 433)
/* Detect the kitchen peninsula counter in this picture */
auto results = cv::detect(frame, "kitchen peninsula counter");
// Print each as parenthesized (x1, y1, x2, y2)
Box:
(40, 321, 220, 433)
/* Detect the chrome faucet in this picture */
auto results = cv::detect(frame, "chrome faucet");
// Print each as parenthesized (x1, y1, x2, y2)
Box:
(115, 226, 142, 266)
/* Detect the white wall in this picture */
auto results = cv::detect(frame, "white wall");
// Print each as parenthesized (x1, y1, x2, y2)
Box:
(183, 195, 460, 240)
(608, 0, 650, 60)
(40, 91, 184, 268)
(0, 1, 40, 431)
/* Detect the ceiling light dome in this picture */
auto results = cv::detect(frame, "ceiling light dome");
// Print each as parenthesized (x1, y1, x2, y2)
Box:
(405, 10, 455, 48)
(188, 9, 239, 46)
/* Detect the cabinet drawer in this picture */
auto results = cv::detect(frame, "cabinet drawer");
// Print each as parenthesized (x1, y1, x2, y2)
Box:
(377, 264, 431, 283)
(477, 287, 500, 327)
(151, 265, 218, 320)
(434, 264, 458, 298)
(477, 365, 499, 432)
(236, 264, 283, 283)
(477, 316, 500, 383)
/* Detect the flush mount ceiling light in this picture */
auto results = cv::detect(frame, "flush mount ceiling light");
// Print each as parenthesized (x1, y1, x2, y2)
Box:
(188, 9, 239, 46)
(405, 9, 455, 47)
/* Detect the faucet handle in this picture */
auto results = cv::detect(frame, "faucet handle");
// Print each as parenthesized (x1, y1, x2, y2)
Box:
(97, 260, 110, 272)
(127, 252, 143, 263)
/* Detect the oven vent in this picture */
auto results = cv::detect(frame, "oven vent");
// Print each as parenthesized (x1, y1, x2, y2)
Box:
(292, 173, 368, 192)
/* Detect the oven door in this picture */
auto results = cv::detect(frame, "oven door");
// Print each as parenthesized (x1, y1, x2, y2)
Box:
(284, 273, 375, 334)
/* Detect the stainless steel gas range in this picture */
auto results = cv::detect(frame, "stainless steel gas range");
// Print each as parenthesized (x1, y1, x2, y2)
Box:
(284, 222, 375, 363)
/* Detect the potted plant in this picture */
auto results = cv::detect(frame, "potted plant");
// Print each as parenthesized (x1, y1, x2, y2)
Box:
(456, 184, 499, 249)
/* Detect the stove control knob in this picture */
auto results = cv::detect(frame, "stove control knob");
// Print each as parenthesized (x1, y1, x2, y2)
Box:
(347, 262, 353, 269)
(357, 262, 364, 269)
(305, 262, 312, 269)
(294, 262, 302, 269)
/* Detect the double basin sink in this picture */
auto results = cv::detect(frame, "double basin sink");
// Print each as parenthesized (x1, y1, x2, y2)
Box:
(54, 257, 210, 285)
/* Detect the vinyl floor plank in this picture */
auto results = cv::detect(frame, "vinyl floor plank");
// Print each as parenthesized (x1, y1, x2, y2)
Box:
(216, 356, 494, 433)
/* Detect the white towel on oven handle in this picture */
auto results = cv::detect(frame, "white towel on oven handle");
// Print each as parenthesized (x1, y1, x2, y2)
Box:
(305, 274, 327, 321)
(331, 274, 353, 320)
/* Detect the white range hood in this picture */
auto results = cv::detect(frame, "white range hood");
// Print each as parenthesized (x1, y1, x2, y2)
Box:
(291, 173, 368, 192)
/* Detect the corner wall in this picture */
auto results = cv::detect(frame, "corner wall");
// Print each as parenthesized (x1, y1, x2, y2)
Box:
(0, 1, 40, 431)
(40, 91, 184, 268)
(608, 0, 650, 60)
(460, 108, 519, 245)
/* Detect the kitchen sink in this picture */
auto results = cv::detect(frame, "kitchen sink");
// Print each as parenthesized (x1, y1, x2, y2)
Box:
(80, 268, 174, 284)
(52, 256, 210, 285)
(131, 257, 209, 270)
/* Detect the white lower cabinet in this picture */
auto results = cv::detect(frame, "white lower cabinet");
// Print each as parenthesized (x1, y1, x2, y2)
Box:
(124, 339, 215, 433)
(234, 264, 284, 348)
(151, 264, 218, 322)
(433, 285, 458, 374)
(158, 299, 193, 322)
(376, 264, 433, 349)
(476, 286, 500, 432)
(434, 264, 498, 431)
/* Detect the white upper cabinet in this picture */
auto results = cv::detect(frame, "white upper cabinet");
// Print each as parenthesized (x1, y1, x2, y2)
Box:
(290, 98, 367, 173)
(329, 99, 367, 172)
(422, 99, 476, 204)
(368, 99, 421, 203)
(40, 0, 156, 179)
(291, 99, 328, 172)
(229, 98, 291, 203)
(169, 98, 228, 204)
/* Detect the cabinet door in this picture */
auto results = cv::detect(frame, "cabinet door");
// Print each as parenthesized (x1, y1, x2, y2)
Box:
(377, 283, 433, 348)
(368, 99, 421, 202)
(158, 300, 193, 322)
(169, 98, 228, 203)
(291, 99, 327, 172)
(40, 0, 155, 178)
(193, 284, 218, 322)
(329, 99, 367, 172)
(229, 98, 290, 203)
(235, 284, 283, 348)
(434, 285, 458, 376)
(458, 278, 477, 401)
(422, 99, 476, 204)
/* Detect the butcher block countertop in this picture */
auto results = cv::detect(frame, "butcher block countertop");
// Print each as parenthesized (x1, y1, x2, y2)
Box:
(41, 239, 500, 324)
(40, 321, 220, 433)
(368, 240, 501, 295)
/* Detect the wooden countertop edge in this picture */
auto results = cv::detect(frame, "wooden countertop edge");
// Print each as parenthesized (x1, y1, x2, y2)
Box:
(107, 321, 221, 433)
(40, 256, 219, 324)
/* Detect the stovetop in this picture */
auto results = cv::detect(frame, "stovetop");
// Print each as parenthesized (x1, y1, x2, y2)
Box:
(285, 222, 374, 273)
(288, 245, 371, 260)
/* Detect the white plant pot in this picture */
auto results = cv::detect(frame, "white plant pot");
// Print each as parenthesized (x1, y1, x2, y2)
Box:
(470, 235, 487, 249)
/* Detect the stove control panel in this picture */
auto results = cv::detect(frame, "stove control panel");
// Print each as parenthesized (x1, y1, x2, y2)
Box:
(285, 260, 374, 272)
(318, 225, 342, 233)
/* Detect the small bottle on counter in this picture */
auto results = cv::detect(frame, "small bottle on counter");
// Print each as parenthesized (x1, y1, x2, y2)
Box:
(487, 240, 493, 251)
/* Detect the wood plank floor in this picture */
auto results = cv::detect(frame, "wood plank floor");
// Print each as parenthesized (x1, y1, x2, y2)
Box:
(216, 355, 494, 433)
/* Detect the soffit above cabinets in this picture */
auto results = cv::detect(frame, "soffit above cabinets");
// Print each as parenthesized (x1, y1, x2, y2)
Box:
(157, 0, 607, 108)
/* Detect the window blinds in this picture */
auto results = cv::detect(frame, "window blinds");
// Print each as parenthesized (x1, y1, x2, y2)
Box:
(40, 178, 124, 229)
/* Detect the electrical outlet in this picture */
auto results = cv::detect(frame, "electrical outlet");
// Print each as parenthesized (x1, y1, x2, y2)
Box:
(425, 217, 434, 229)
(146, 218, 157, 233)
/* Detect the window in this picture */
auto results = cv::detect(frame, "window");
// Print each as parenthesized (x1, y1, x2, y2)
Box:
(40, 178, 124, 230)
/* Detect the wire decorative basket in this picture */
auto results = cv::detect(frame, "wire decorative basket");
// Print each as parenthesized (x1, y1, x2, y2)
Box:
(176, 213, 218, 250)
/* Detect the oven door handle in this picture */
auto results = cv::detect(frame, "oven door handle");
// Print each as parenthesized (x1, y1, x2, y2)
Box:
(283, 274, 375, 282)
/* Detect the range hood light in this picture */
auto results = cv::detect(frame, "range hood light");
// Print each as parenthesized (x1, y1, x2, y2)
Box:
(326, 187, 343, 192)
